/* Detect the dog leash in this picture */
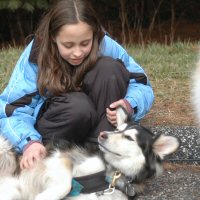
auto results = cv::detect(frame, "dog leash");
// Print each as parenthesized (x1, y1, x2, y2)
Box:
(105, 170, 137, 197)
(103, 170, 122, 195)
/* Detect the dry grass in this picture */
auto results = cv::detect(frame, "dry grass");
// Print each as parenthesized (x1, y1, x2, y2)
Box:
(127, 42, 199, 126)
(0, 47, 22, 92)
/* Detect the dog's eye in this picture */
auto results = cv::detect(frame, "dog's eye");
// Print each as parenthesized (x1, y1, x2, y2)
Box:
(124, 135, 134, 141)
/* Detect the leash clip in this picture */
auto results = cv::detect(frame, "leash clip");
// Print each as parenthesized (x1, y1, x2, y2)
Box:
(103, 170, 121, 195)
(103, 187, 115, 195)
(110, 170, 122, 188)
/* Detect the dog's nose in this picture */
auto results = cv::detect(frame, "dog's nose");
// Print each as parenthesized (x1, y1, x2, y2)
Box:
(99, 132, 108, 140)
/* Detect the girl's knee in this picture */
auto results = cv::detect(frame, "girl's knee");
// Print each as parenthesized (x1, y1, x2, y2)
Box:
(67, 92, 97, 124)
(97, 57, 124, 73)
(95, 57, 130, 82)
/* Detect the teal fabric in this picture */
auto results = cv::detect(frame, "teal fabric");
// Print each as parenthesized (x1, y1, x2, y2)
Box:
(68, 179, 84, 197)
(105, 176, 111, 184)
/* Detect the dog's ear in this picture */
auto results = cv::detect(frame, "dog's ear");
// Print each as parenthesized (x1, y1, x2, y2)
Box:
(116, 106, 130, 126)
(152, 134, 180, 159)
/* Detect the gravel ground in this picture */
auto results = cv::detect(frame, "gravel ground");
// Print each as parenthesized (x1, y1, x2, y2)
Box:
(136, 163, 200, 200)
(135, 126, 200, 200)
(151, 126, 200, 164)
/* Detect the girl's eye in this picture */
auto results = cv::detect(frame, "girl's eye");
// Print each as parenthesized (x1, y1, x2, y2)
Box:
(124, 135, 134, 141)
(64, 44, 73, 49)
(81, 42, 89, 47)
(62, 42, 73, 49)
(81, 39, 92, 47)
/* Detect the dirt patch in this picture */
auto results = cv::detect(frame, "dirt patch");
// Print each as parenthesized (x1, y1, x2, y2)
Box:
(164, 162, 200, 172)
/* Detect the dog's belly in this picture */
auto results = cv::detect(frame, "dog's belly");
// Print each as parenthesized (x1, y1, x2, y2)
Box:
(73, 155, 105, 177)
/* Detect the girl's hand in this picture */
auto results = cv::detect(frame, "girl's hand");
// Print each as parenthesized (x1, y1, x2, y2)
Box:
(106, 99, 133, 126)
(20, 142, 47, 169)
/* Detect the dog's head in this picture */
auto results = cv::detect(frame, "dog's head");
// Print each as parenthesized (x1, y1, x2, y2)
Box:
(98, 107, 180, 181)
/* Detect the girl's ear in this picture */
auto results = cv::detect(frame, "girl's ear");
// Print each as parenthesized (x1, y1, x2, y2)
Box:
(116, 106, 129, 126)
(51, 34, 56, 43)
(153, 134, 180, 159)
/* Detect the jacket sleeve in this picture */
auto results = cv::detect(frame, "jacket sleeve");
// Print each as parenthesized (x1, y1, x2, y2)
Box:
(100, 35, 154, 121)
(0, 41, 43, 153)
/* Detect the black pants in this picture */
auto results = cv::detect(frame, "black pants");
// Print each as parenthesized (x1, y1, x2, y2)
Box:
(35, 57, 130, 145)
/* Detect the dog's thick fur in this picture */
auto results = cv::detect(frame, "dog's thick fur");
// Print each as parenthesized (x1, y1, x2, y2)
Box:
(191, 54, 200, 125)
(0, 107, 180, 200)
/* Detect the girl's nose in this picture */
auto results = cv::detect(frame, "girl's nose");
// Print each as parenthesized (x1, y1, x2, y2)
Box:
(73, 47, 82, 57)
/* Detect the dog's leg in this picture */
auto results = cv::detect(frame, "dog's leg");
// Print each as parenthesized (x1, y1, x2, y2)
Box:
(35, 156, 73, 200)
(0, 177, 21, 200)
(35, 184, 71, 200)
(35, 173, 72, 200)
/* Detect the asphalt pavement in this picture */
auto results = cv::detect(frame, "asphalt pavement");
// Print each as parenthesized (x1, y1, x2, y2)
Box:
(135, 126, 200, 200)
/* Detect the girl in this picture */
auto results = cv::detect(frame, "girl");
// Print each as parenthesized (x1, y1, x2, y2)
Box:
(0, 0, 154, 169)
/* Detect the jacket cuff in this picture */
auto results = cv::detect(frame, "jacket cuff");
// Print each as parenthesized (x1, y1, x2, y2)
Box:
(18, 135, 42, 153)
(23, 140, 42, 153)
(123, 99, 134, 114)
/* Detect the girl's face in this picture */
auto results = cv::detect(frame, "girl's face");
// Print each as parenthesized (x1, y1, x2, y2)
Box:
(55, 21, 93, 66)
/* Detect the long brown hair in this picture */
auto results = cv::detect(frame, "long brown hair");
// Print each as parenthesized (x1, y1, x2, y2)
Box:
(35, 0, 104, 96)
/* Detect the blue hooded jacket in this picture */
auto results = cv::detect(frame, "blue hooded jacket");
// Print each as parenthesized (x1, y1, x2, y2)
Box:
(0, 35, 154, 152)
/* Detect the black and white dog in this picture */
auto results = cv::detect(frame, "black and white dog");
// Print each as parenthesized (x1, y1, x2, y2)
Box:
(0, 107, 180, 200)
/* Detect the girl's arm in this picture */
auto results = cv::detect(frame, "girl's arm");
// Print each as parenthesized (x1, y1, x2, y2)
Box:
(0, 41, 43, 153)
(100, 35, 154, 121)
